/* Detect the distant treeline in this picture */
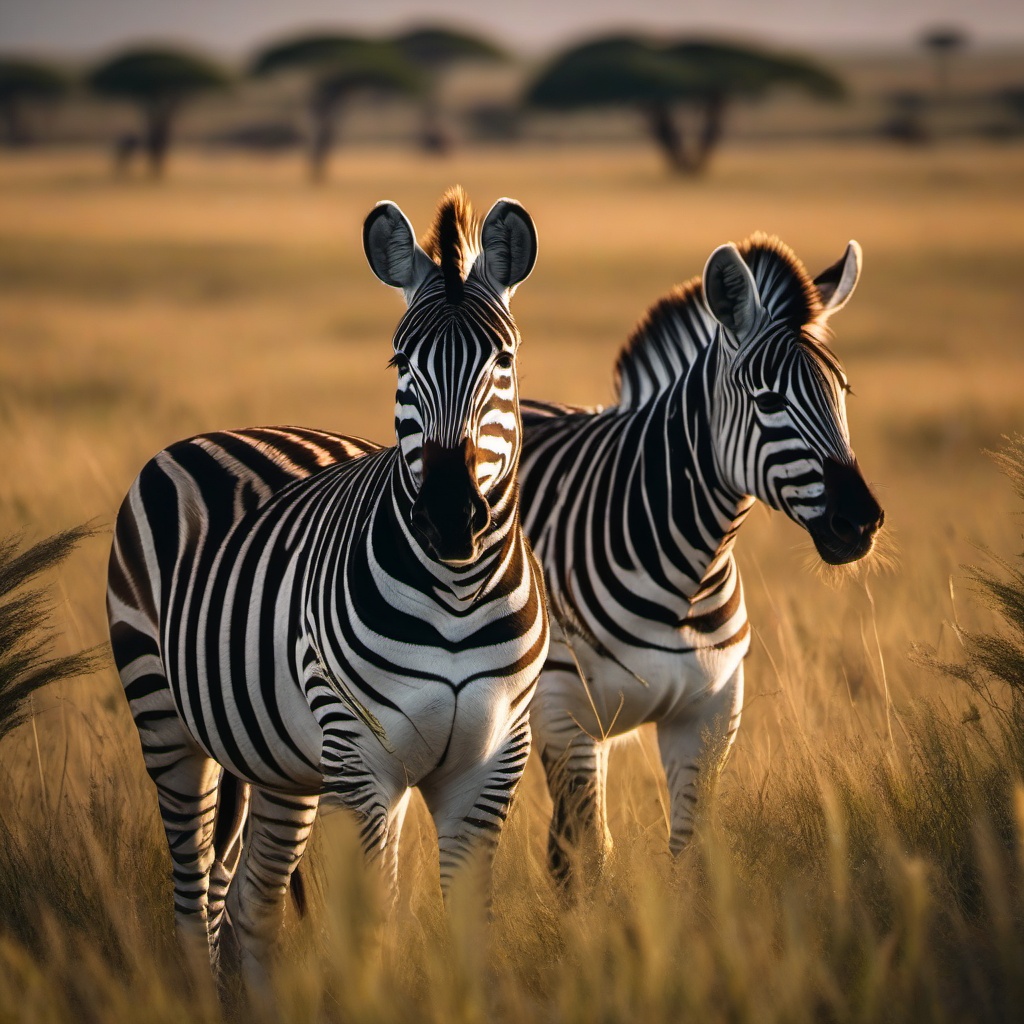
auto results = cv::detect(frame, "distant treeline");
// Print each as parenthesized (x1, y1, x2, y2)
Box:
(1, 23, 1021, 179)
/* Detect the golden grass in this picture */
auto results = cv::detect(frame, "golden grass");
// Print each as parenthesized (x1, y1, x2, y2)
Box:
(1, 142, 1024, 1022)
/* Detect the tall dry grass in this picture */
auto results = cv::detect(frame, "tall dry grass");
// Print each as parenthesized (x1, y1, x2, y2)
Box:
(0, 144, 1023, 1021)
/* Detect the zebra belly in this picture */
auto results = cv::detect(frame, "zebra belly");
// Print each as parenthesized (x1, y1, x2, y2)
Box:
(531, 632, 748, 745)
(166, 660, 326, 795)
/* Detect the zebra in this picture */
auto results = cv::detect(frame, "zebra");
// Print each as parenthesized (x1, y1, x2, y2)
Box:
(106, 188, 549, 990)
(516, 233, 884, 883)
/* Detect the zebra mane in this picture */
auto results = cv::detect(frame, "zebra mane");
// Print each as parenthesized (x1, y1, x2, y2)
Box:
(421, 185, 481, 304)
(614, 233, 828, 408)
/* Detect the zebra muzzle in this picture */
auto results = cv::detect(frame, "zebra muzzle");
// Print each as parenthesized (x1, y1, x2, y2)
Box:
(411, 439, 491, 563)
(809, 457, 884, 564)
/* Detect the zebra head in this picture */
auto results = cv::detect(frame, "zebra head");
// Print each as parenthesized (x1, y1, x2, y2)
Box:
(363, 188, 538, 566)
(702, 237, 883, 565)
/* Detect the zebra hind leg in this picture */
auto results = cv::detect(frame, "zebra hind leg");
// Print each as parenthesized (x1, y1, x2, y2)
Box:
(147, 750, 224, 974)
(224, 788, 319, 1000)
(206, 771, 251, 977)
(539, 734, 611, 894)
(656, 663, 744, 855)
(112, 616, 223, 974)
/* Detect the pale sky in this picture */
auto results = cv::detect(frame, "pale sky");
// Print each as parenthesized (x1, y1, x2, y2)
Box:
(2, 0, 1023, 58)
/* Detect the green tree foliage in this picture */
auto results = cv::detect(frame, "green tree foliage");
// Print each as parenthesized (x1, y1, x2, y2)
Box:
(392, 26, 509, 154)
(251, 34, 421, 182)
(0, 526, 100, 741)
(0, 58, 69, 146)
(88, 48, 230, 177)
(526, 35, 845, 175)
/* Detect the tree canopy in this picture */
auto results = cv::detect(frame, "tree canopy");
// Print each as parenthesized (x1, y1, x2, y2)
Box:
(251, 34, 420, 89)
(89, 47, 230, 102)
(0, 57, 70, 145)
(526, 35, 844, 174)
(665, 40, 844, 101)
(391, 26, 508, 71)
(526, 36, 701, 109)
(0, 58, 69, 102)
(527, 35, 842, 110)
(920, 26, 969, 54)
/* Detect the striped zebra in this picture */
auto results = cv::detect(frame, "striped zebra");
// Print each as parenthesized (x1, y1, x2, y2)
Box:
(517, 234, 884, 883)
(106, 188, 549, 989)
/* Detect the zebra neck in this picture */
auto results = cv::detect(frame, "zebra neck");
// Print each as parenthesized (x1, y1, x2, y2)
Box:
(635, 364, 754, 598)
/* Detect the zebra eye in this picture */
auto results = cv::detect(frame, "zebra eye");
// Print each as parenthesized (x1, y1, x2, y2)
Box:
(494, 352, 514, 370)
(389, 354, 409, 373)
(754, 391, 787, 414)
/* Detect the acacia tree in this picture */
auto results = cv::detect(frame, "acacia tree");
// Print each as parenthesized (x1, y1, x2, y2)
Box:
(391, 26, 508, 154)
(920, 26, 968, 99)
(0, 58, 69, 146)
(88, 48, 230, 177)
(526, 35, 844, 175)
(251, 35, 421, 181)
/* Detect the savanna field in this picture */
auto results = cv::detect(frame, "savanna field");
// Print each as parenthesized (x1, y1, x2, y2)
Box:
(1, 142, 1024, 1022)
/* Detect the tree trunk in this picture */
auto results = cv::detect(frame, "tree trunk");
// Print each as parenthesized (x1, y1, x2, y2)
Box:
(644, 98, 730, 177)
(309, 96, 339, 184)
(645, 102, 695, 175)
(0, 99, 30, 146)
(419, 92, 451, 155)
(142, 98, 176, 179)
(690, 94, 727, 176)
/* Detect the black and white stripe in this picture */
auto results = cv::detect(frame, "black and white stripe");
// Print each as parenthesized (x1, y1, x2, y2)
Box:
(517, 235, 883, 881)
(106, 190, 548, 990)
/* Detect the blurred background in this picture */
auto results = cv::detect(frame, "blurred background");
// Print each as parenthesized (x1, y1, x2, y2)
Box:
(3, 1, 1024, 170)
(1, 3, 1024, 1018)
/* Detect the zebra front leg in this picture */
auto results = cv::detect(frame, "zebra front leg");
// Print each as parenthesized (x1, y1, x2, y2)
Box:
(540, 733, 611, 892)
(530, 642, 617, 891)
(225, 788, 320, 999)
(421, 714, 532, 907)
(319, 716, 411, 908)
(373, 789, 412, 910)
(656, 663, 744, 855)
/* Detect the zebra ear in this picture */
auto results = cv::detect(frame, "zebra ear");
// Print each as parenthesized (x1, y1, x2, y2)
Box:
(813, 240, 862, 314)
(363, 201, 435, 301)
(477, 199, 538, 302)
(703, 243, 762, 347)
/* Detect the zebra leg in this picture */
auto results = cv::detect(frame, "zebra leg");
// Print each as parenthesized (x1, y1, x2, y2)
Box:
(539, 734, 611, 891)
(149, 750, 223, 970)
(420, 713, 532, 906)
(113, 620, 222, 967)
(374, 788, 412, 911)
(530, 650, 614, 890)
(656, 663, 744, 855)
(207, 772, 251, 972)
(225, 788, 320, 998)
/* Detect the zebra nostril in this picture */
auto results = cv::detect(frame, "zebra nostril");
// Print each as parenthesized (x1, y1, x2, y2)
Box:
(411, 507, 437, 543)
(829, 513, 862, 544)
(470, 496, 490, 536)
